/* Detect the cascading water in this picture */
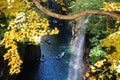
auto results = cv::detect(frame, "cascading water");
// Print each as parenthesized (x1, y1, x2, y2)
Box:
(67, 17, 89, 80)
(17, 17, 90, 80)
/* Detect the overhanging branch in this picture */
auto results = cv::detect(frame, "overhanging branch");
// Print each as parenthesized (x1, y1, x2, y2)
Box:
(33, 0, 120, 20)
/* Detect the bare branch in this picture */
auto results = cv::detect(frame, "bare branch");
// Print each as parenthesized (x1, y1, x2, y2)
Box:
(33, 0, 120, 20)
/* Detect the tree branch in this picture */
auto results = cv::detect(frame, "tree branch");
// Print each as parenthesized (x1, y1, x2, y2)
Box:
(33, 0, 120, 20)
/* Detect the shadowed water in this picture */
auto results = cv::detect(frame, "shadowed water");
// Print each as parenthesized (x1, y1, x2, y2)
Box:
(17, 17, 89, 80)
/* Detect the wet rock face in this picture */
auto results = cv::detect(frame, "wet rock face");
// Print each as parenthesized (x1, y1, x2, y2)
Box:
(70, 17, 86, 45)
(24, 44, 41, 64)
(68, 17, 89, 80)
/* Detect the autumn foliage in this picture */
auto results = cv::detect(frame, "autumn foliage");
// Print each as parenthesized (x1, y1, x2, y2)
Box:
(0, 0, 120, 79)
(85, 2, 120, 80)
(0, 0, 59, 75)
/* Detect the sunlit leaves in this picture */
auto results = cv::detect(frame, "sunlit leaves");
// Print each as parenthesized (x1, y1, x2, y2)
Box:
(102, 2, 120, 11)
(86, 25, 120, 79)
(0, 0, 59, 75)
(85, 1, 120, 79)
(2, 9, 59, 75)
(3, 0, 32, 17)
(89, 45, 106, 63)
(86, 27, 120, 79)
(0, 0, 7, 10)
(3, 41, 23, 75)
(100, 29, 120, 74)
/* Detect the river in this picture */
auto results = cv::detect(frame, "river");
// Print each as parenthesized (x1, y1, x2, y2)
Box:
(17, 17, 88, 80)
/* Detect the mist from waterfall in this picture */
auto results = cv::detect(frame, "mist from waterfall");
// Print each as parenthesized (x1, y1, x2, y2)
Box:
(67, 17, 89, 80)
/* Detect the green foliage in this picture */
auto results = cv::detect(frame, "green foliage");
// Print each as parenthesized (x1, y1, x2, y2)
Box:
(89, 37, 99, 47)
(86, 15, 117, 47)
(85, 2, 120, 79)
(69, 0, 103, 14)
(86, 15, 106, 48)
(86, 15, 106, 35)
(89, 45, 106, 64)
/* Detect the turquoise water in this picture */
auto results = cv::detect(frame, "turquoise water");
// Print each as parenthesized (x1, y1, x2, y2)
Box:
(16, 17, 87, 80)
(38, 42, 71, 80)
(17, 23, 72, 80)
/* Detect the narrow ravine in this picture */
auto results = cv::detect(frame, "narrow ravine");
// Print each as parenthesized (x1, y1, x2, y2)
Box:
(17, 19, 72, 80)
(17, 16, 89, 80)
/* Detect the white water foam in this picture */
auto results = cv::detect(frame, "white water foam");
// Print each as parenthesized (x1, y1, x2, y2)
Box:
(67, 16, 89, 80)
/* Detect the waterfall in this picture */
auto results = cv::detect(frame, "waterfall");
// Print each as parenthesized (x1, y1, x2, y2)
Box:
(67, 16, 89, 80)
(18, 13, 90, 80)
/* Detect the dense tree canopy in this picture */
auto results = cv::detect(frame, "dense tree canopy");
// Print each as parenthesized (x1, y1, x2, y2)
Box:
(0, 0, 59, 75)
(0, 0, 120, 80)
